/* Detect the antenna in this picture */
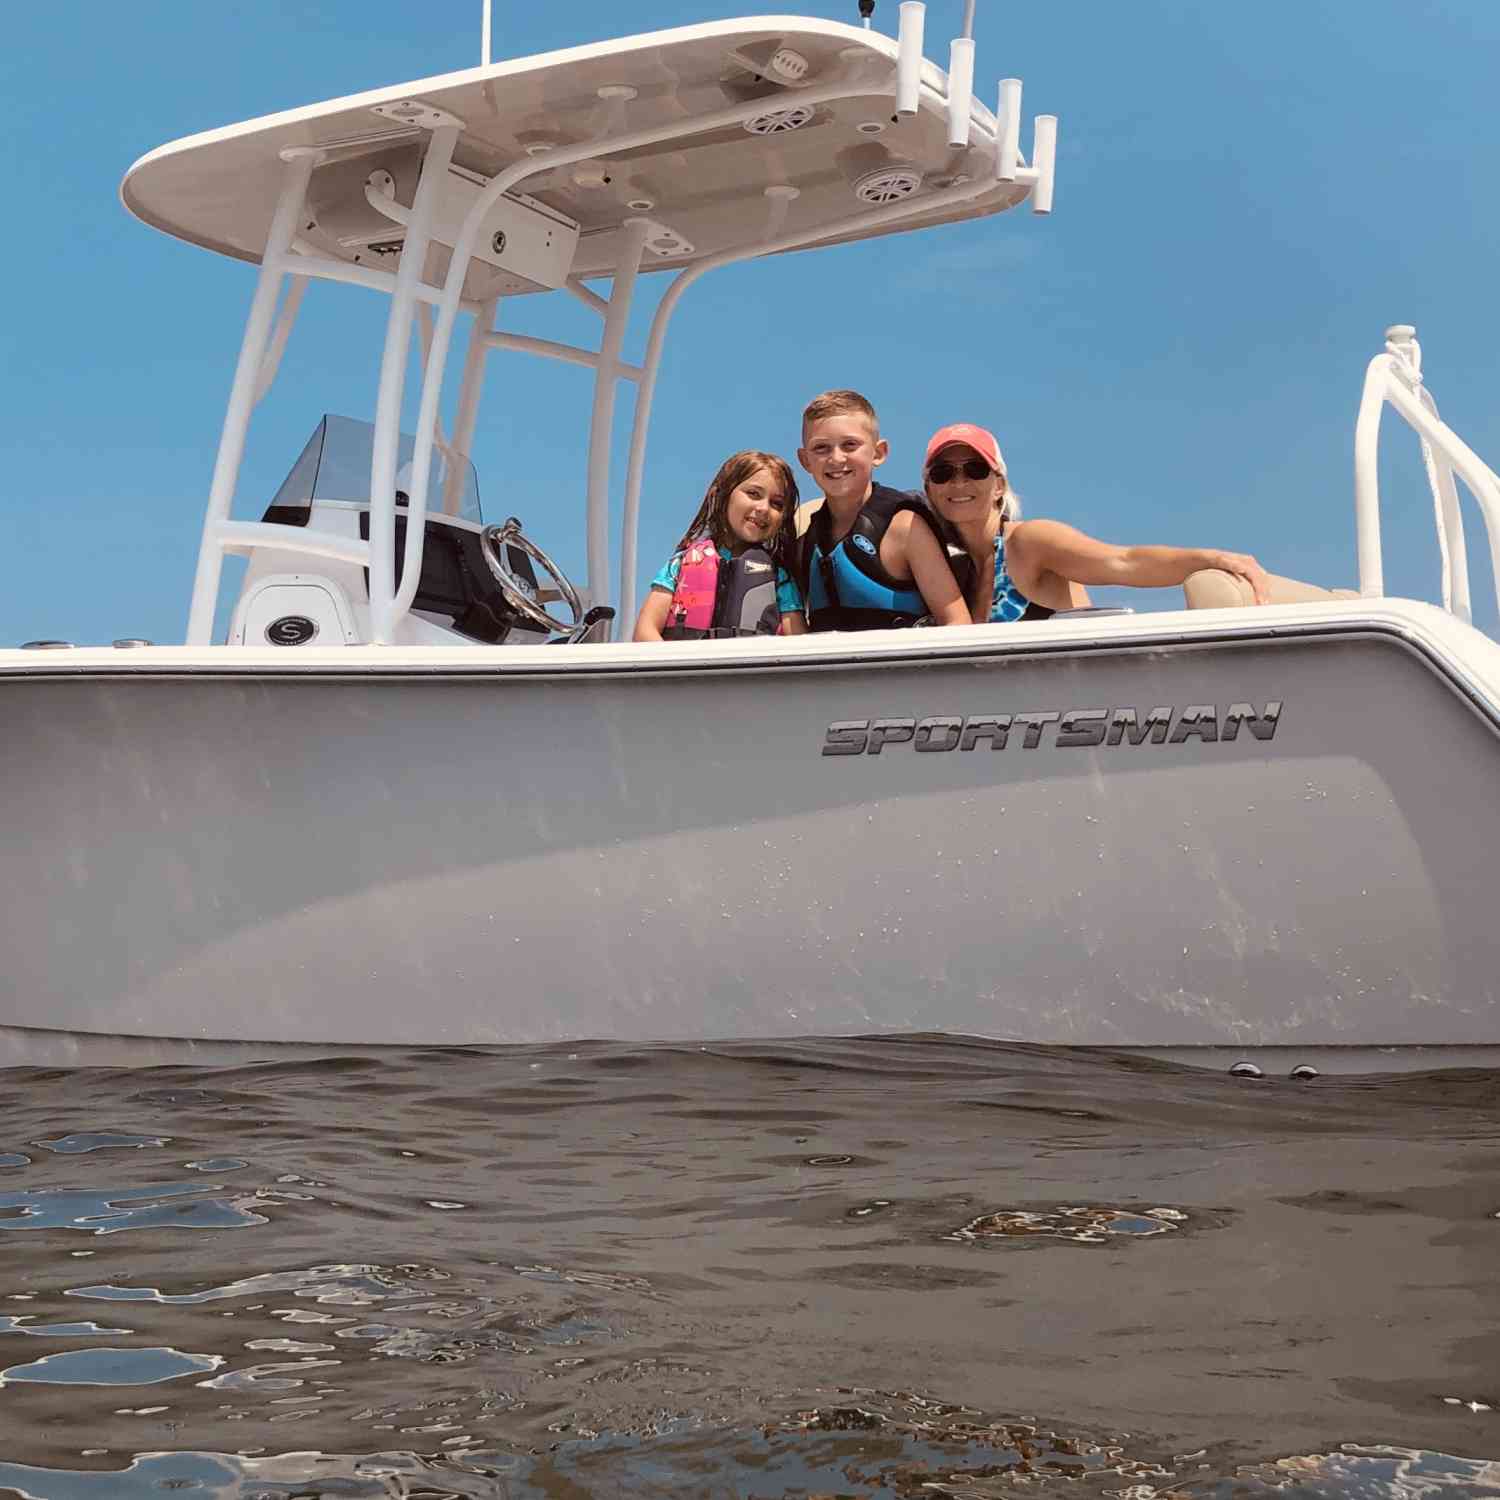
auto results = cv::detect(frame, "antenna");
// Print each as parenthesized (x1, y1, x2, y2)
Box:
(481, 0, 492, 65)
(858, 0, 875, 28)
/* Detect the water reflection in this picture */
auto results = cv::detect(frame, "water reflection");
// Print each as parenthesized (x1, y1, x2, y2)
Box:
(33, 1134, 168, 1155)
(0, 1346, 222, 1386)
(946, 1205, 1188, 1244)
(0, 1181, 266, 1235)
(0, 1318, 130, 1338)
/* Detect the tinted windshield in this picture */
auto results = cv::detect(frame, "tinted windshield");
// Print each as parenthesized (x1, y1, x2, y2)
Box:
(268, 414, 482, 524)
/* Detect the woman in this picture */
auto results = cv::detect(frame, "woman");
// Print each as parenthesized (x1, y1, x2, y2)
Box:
(921, 423, 1271, 621)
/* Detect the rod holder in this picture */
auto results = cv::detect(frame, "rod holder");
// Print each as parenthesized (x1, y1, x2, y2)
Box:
(1032, 114, 1057, 213)
(996, 78, 1022, 180)
(946, 37, 975, 147)
(896, 1, 925, 117)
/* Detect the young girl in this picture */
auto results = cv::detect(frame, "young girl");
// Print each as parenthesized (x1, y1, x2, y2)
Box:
(633, 451, 807, 640)
(921, 422, 1271, 620)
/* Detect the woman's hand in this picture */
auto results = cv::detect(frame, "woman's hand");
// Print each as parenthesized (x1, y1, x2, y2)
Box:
(1203, 549, 1272, 605)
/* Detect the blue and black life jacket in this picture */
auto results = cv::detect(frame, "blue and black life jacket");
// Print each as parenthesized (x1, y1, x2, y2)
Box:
(802, 484, 937, 632)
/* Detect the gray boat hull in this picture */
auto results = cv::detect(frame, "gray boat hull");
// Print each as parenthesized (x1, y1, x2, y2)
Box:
(4, 603, 1498, 1069)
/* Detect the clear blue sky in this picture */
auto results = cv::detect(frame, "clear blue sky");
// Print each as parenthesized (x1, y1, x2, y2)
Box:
(4, 1, 1498, 645)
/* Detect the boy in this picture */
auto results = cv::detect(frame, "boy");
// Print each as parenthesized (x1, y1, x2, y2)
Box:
(795, 390, 969, 631)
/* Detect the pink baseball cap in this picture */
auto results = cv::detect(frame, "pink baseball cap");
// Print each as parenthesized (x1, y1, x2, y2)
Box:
(924, 422, 1006, 476)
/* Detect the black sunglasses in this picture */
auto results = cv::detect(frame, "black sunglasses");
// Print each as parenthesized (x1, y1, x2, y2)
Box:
(926, 457, 994, 484)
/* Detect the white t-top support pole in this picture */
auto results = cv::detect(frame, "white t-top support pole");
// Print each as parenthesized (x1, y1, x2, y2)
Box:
(369, 121, 461, 644)
(187, 149, 317, 645)
(446, 296, 498, 517)
(254, 274, 308, 405)
(584, 219, 650, 613)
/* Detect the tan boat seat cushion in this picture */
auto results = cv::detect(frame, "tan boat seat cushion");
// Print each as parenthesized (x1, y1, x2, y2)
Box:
(794, 498, 824, 538)
(1183, 568, 1360, 609)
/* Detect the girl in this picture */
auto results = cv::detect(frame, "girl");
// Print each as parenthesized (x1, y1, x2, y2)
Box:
(921, 422, 1271, 621)
(634, 450, 807, 640)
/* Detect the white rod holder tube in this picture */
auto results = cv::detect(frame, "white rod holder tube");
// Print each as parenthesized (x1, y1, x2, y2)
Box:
(896, 2, 926, 116)
(947, 38, 975, 148)
(583, 218, 651, 614)
(187, 150, 316, 645)
(1031, 115, 1058, 213)
(996, 79, 1022, 180)
(369, 123, 461, 644)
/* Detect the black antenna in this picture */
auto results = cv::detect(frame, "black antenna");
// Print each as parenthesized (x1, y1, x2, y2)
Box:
(858, 0, 875, 26)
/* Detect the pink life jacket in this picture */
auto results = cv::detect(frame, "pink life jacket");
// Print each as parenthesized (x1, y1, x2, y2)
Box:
(666, 538, 721, 634)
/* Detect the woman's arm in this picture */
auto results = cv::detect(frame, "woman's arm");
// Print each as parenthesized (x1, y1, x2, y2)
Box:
(633, 588, 673, 642)
(1008, 520, 1271, 604)
(779, 610, 808, 636)
(900, 513, 972, 625)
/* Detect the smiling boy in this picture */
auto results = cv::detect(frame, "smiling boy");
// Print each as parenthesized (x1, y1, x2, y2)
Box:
(794, 390, 969, 631)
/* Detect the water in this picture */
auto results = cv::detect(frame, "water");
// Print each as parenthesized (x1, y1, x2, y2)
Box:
(0, 1037, 1497, 1497)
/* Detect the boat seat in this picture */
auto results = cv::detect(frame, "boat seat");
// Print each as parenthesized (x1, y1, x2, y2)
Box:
(1183, 568, 1360, 609)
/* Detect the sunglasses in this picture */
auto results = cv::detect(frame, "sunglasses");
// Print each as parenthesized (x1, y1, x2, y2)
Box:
(926, 457, 995, 484)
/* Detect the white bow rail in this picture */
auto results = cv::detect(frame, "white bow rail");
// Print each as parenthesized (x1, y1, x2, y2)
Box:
(1354, 324, 1500, 626)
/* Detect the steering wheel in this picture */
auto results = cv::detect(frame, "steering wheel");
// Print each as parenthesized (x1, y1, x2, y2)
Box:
(478, 517, 584, 634)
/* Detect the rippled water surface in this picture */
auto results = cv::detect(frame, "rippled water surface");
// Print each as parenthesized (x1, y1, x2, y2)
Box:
(0, 1037, 1497, 1497)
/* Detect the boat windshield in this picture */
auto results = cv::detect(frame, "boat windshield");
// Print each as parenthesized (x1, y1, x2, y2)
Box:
(265, 414, 482, 525)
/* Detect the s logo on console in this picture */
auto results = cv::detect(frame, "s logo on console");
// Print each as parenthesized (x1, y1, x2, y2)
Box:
(266, 615, 318, 646)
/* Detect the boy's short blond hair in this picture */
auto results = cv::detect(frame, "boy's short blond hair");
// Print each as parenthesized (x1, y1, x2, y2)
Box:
(801, 389, 880, 437)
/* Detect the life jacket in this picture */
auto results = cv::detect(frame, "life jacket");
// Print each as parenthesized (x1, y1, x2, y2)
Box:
(800, 484, 936, 632)
(662, 539, 781, 639)
(942, 525, 1053, 623)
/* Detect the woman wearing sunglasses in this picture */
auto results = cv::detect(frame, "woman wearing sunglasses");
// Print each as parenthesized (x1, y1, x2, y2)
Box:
(922, 423, 1271, 622)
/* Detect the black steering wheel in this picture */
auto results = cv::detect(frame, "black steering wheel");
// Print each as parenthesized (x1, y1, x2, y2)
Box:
(478, 517, 584, 634)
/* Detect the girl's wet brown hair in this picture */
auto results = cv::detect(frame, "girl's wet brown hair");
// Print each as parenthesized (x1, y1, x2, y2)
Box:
(677, 450, 801, 564)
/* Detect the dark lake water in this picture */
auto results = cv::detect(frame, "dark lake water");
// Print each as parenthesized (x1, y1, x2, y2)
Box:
(0, 1037, 1497, 1497)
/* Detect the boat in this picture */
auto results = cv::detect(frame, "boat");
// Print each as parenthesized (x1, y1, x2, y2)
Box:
(4, 7, 1499, 1072)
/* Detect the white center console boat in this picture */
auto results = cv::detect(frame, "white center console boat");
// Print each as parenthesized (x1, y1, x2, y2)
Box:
(4, 8, 1499, 1071)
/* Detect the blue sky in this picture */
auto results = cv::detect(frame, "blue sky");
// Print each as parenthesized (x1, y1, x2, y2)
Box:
(3, 1, 1498, 645)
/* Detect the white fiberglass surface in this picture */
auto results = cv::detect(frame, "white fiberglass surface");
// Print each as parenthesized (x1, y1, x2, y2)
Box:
(266, 414, 482, 524)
